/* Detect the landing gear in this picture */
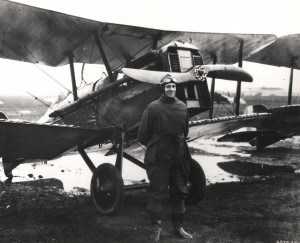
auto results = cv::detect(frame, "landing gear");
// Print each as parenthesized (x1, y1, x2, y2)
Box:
(79, 135, 206, 214)
(186, 159, 206, 203)
(90, 163, 124, 215)
(79, 131, 127, 215)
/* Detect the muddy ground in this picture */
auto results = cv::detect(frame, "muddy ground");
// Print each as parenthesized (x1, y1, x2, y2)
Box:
(1, 138, 300, 243)
(0, 170, 299, 242)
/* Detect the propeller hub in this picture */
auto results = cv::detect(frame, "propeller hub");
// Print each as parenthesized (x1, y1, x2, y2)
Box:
(194, 65, 207, 81)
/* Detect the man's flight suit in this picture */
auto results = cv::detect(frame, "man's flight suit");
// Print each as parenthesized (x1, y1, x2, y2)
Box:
(138, 94, 191, 214)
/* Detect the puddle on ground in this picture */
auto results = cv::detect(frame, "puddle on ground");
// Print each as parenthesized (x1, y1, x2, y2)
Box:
(0, 137, 299, 193)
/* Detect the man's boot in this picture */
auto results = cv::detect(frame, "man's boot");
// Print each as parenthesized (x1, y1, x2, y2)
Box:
(150, 212, 162, 242)
(171, 213, 193, 239)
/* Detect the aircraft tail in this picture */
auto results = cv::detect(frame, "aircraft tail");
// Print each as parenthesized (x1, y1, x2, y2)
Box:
(217, 130, 282, 149)
(244, 104, 268, 114)
(0, 112, 8, 120)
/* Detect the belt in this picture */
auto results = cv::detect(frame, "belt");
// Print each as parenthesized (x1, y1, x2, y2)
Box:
(152, 133, 185, 143)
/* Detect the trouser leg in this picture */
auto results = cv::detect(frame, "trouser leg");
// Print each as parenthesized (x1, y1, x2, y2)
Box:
(169, 161, 193, 239)
(171, 200, 185, 214)
(146, 158, 172, 241)
(169, 161, 189, 213)
(146, 156, 172, 212)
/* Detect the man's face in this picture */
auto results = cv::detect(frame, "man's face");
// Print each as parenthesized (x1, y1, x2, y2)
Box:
(164, 83, 176, 98)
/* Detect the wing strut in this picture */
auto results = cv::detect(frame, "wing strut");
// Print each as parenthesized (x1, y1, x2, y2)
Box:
(235, 39, 244, 115)
(115, 130, 125, 173)
(67, 53, 78, 101)
(288, 57, 295, 105)
(209, 56, 217, 119)
(152, 32, 162, 50)
(94, 33, 115, 82)
(78, 146, 96, 173)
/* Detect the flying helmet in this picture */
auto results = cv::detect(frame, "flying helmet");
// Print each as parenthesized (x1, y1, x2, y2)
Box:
(160, 74, 178, 87)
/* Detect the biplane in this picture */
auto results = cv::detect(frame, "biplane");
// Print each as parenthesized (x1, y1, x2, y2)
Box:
(0, 0, 278, 214)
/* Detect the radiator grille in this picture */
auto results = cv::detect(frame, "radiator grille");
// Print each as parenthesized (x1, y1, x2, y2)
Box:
(168, 53, 180, 72)
(193, 55, 203, 65)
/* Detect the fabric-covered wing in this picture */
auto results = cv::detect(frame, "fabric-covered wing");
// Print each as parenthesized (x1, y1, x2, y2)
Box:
(0, 0, 276, 70)
(246, 34, 300, 69)
(165, 32, 276, 65)
(0, 120, 114, 161)
(188, 113, 271, 142)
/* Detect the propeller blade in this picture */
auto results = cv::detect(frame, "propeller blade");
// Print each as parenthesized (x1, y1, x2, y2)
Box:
(203, 65, 253, 82)
(122, 68, 194, 84)
(122, 65, 253, 85)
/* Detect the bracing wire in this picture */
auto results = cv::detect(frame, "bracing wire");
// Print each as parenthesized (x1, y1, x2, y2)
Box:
(25, 91, 52, 109)
(80, 38, 96, 87)
(22, 44, 73, 94)
(25, 91, 84, 125)
(80, 63, 88, 86)
(33, 64, 72, 93)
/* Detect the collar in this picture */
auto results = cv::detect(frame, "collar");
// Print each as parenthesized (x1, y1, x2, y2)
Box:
(160, 94, 176, 103)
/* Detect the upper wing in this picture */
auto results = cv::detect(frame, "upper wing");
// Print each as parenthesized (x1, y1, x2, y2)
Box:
(0, 119, 115, 161)
(0, 0, 276, 70)
(246, 34, 300, 69)
(188, 113, 271, 142)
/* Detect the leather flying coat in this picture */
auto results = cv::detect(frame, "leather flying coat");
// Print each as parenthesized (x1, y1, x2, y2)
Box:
(138, 95, 190, 165)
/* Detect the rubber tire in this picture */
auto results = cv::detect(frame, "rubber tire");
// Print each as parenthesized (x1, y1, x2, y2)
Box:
(91, 163, 124, 215)
(185, 158, 206, 203)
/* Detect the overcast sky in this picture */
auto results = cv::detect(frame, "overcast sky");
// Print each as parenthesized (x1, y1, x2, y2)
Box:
(1, 0, 300, 96)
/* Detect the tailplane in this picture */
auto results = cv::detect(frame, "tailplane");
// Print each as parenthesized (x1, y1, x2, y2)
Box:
(0, 112, 8, 120)
(244, 104, 268, 114)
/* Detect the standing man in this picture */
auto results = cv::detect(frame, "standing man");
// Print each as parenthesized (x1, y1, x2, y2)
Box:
(138, 74, 193, 241)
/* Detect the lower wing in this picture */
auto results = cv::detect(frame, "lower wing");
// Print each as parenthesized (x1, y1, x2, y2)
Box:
(0, 120, 115, 161)
(188, 113, 271, 142)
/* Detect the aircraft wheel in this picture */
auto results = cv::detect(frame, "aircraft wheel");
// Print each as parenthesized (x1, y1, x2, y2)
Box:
(90, 163, 124, 215)
(186, 158, 206, 203)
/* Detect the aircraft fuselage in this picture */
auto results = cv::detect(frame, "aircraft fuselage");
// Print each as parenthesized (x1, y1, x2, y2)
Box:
(43, 41, 212, 142)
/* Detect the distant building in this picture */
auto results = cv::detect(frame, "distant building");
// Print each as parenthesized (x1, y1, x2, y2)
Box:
(242, 87, 286, 96)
